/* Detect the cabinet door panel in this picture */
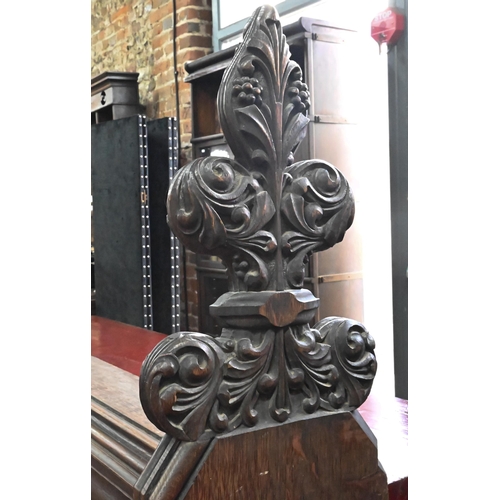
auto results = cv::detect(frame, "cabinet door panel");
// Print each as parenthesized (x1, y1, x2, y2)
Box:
(318, 279, 364, 323)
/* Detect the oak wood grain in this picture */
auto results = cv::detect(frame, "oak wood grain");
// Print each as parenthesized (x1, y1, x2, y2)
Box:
(91, 356, 163, 437)
(185, 411, 388, 500)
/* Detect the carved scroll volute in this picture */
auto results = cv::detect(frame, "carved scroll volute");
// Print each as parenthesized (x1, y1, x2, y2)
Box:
(166, 156, 277, 291)
(141, 5, 377, 443)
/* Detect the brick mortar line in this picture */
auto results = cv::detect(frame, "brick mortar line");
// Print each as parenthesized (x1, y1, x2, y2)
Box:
(175, 5, 211, 12)
(174, 31, 211, 41)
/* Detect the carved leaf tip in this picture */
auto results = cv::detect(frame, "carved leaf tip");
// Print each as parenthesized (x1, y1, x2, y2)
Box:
(217, 3, 310, 175)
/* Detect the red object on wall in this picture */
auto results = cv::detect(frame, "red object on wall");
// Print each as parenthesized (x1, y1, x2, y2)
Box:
(371, 8, 405, 46)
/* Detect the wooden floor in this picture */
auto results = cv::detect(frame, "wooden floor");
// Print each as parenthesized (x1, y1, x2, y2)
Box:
(91, 315, 408, 500)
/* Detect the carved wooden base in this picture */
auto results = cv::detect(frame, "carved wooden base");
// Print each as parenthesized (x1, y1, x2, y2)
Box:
(92, 318, 407, 500)
(142, 410, 388, 500)
(189, 411, 388, 500)
(92, 358, 387, 500)
(93, 409, 388, 500)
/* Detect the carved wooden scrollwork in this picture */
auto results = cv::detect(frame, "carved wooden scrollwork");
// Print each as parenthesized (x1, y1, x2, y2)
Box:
(167, 156, 276, 291)
(140, 4, 378, 442)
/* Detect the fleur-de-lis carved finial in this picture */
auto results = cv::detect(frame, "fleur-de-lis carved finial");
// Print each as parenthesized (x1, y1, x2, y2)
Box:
(140, 4, 377, 442)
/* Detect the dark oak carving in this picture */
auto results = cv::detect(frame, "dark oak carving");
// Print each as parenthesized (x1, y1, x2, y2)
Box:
(91, 319, 404, 500)
(140, 4, 377, 443)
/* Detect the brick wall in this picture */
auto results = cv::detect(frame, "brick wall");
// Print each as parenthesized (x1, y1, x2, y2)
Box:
(91, 0, 211, 160)
(91, 0, 212, 332)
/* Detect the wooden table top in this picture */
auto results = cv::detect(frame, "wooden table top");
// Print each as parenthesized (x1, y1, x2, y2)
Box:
(91, 315, 407, 499)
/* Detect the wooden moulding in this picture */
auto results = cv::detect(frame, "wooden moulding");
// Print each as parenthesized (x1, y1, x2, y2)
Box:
(91, 397, 162, 499)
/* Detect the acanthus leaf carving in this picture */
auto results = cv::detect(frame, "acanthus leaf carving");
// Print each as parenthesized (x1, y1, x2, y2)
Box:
(139, 315, 377, 441)
(139, 332, 229, 441)
(141, 5, 379, 443)
(281, 160, 355, 287)
(218, 4, 310, 175)
(167, 156, 276, 291)
(315, 317, 377, 408)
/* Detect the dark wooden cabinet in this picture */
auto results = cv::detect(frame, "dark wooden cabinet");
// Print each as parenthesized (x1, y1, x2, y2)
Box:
(91, 115, 181, 334)
(185, 17, 366, 334)
(91, 72, 145, 124)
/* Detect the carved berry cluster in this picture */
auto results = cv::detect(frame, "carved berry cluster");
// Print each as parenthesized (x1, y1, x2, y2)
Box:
(288, 80, 310, 111)
(232, 77, 263, 106)
(232, 253, 250, 280)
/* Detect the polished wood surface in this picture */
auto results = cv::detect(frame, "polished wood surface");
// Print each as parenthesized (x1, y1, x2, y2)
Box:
(185, 411, 388, 500)
(91, 357, 164, 499)
(91, 315, 408, 499)
(359, 396, 408, 499)
(91, 356, 163, 437)
(91, 316, 166, 377)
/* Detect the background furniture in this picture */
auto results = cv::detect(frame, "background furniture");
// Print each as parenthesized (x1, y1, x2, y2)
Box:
(91, 115, 181, 334)
(91, 72, 145, 124)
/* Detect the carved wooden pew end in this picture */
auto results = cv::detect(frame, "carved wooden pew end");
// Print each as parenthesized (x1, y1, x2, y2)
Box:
(93, 4, 390, 499)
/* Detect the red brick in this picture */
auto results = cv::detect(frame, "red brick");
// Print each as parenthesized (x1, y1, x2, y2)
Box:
(178, 7, 212, 22)
(179, 90, 191, 106)
(180, 132, 192, 145)
(177, 78, 191, 92)
(187, 314, 199, 332)
(180, 106, 191, 121)
(151, 22, 163, 37)
(150, 2, 173, 24)
(154, 59, 169, 74)
(176, 0, 204, 9)
(152, 0, 169, 8)
(111, 5, 129, 23)
(181, 48, 207, 62)
(185, 262, 197, 279)
(176, 7, 211, 23)
(152, 32, 170, 50)
(187, 288, 198, 305)
(155, 71, 175, 88)
(182, 120, 192, 134)
(176, 21, 200, 37)
(178, 34, 211, 50)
